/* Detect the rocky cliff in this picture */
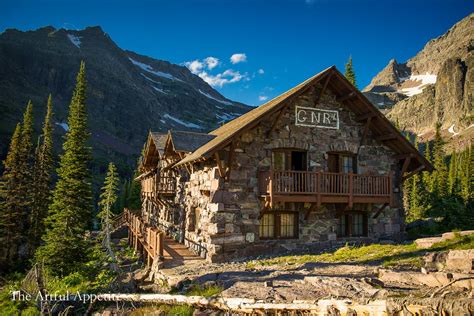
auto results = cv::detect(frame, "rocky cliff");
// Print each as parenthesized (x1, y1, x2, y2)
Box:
(364, 14, 473, 148)
(0, 26, 250, 175)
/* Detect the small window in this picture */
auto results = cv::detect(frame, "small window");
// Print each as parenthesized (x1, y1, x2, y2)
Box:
(341, 156, 353, 174)
(259, 212, 298, 239)
(337, 213, 367, 237)
(259, 213, 275, 238)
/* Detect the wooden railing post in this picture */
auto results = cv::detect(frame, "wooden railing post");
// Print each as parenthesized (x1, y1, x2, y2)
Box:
(348, 172, 354, 209)
(389, 171, 394, 207)
(157, 232, 164, 261)
(269, 170, 274, 208)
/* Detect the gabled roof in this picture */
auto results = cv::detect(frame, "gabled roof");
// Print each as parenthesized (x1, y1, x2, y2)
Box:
(167, 130, 216, 153)
(175, 66, 432, 173)
(150, 132, 168, 155)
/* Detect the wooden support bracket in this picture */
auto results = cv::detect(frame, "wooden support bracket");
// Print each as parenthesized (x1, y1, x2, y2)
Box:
(314, 72, 333, 105)
(356, 112, 377, 122)
(372, 203, 389, 219)
(214, 152, 225, 178)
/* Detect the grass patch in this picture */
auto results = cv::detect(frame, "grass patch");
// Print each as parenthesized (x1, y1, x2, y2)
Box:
(251, 233, 474, 269)
(131, 304, 194, 316)
(186, 283, 223, 297)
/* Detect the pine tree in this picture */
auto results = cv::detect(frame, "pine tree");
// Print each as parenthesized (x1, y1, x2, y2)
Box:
(459, 145, 472, 203)
(98, 162, 120, 272)
(0, 124, 24, 267)
(36, 62, 93, 275)
(402, 134, 413, 213)
(422, 141, 433, 192)
(409, 138, 423, 220)
(29, 95, 54, 254)
(344, 56, 357, 88)
(18, 102, 35, 243)
(432, 124, 448, 198)
(447, 150, 458, 195)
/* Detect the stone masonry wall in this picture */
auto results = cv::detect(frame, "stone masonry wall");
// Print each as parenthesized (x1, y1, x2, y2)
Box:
(171, 83, 404, 262)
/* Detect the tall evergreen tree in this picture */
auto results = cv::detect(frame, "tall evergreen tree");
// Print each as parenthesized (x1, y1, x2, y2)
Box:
(422, 141, 433, 193)
(98, 162, 120, 272)
(459, 145, 472, 203)
(409, 138, 423, 220)
(0, 124, 24, 267)
(432, 124, 448, 198)
(344, 56, 357, 88)
(29, 95, 54, 253)
(447, 150, 458, 195)
(18, 102, 35, 242)
(36, 62, 93, 275)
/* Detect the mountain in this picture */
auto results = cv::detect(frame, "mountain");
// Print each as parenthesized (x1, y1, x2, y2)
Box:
(364, 14, 473, 149)
(0, 26, 250, 176)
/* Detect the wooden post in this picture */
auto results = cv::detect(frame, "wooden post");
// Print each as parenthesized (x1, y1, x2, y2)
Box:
(389, 171, 394, 207)
(269, 170, 273, 209)
(348, 172, 353, 209)
(157, 232, 164, 261)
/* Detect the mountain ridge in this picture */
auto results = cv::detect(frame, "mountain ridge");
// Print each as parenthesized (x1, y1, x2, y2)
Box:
(0, 25, 251, 175)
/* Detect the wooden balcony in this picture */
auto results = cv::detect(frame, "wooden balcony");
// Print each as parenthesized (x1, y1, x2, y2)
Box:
(141, 174, 176, 197)
(259, 170, 394, 208)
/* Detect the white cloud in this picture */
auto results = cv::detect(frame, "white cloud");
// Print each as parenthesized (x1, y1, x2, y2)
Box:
(230, 53, 247, 64)
(258, 68, 265, 75)
(204, 57, 219, 70)
(185, 60, 204, 73)
(258, 95, 269, 101)
(185, 56, 248, 88)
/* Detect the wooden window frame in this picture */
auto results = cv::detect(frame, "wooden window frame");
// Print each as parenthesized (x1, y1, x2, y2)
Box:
(259, 211, 299, 240)
(327, 151, 358, 174)
(272, 148, 308, 171)
(336, 211, 368, 238)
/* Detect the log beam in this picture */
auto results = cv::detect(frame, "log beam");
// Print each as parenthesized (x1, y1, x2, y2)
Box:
(355, 111, 377, 122)
(214, 152, 225, 178)
(360, 116, 372, 146)
(376, 133, 398, 141)
(337, 91, 356, 102)
(372, 203, 389, 219)
(314, 72, 333, 105)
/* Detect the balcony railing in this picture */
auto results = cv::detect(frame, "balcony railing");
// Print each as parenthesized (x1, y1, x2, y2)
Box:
(259, 170, 394, 207)
(141, 174, 176, 197)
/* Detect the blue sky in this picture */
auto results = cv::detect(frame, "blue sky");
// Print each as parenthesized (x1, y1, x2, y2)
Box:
(2, 0, 473, 106)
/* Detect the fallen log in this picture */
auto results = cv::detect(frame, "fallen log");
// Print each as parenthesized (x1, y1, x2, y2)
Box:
(91, 294, 388, 314)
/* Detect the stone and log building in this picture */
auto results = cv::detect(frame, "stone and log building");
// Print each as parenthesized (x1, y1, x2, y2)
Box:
(134, 66, 432, 262)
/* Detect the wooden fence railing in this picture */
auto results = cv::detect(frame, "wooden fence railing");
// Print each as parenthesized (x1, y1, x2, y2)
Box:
(141, 174, 176, 197)
(259, 170, 393, 207)
(124, 209, 164, 266)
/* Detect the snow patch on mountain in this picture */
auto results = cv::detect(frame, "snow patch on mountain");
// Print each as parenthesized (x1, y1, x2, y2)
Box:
(399, 73, 437, 96)
(67, 34, 82, 48)
(152, 86, 167, 94)
(129, 58, 182, 81)
(216, 112, 240, 123)
(198, 89, 233, 106)
(163, 114, 202, 129)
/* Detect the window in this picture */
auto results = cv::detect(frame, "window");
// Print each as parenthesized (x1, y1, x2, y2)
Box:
(259, 213, 275, 238)
(272, 149, 307, 171)
(328, 152, 357, 174)
(259, 212, 298, 239)
(337, 213, 367, 237)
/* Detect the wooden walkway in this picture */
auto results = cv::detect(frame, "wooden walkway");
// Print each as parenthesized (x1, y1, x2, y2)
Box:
(161, 237, 204, 269)
(121, 209, 203, 269)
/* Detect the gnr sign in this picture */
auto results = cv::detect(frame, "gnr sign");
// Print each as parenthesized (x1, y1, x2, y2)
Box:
(295, 106, 339, 129)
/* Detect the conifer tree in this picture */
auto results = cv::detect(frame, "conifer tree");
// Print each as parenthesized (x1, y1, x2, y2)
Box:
(98, 162, 120, 272)
(0, 124, 24, 267)
(409, 138, 423, 220)
(36, 62, 93, 275)
(29, 95, 54, 253)
(402, 134, 413, 212)
(18, 102, 35, 241)
(459, 145, 472, 203)
(422, 141, 433, 193)
(432, 124, 448, 198)
(344, 56, 357, 88)
(447, 150, 458, 195)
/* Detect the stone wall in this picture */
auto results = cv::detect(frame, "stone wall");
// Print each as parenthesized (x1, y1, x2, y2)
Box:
(147, 83, 405, 262)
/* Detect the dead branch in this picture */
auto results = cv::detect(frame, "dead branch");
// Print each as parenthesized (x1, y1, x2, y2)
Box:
(430, 276, 474, 298)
